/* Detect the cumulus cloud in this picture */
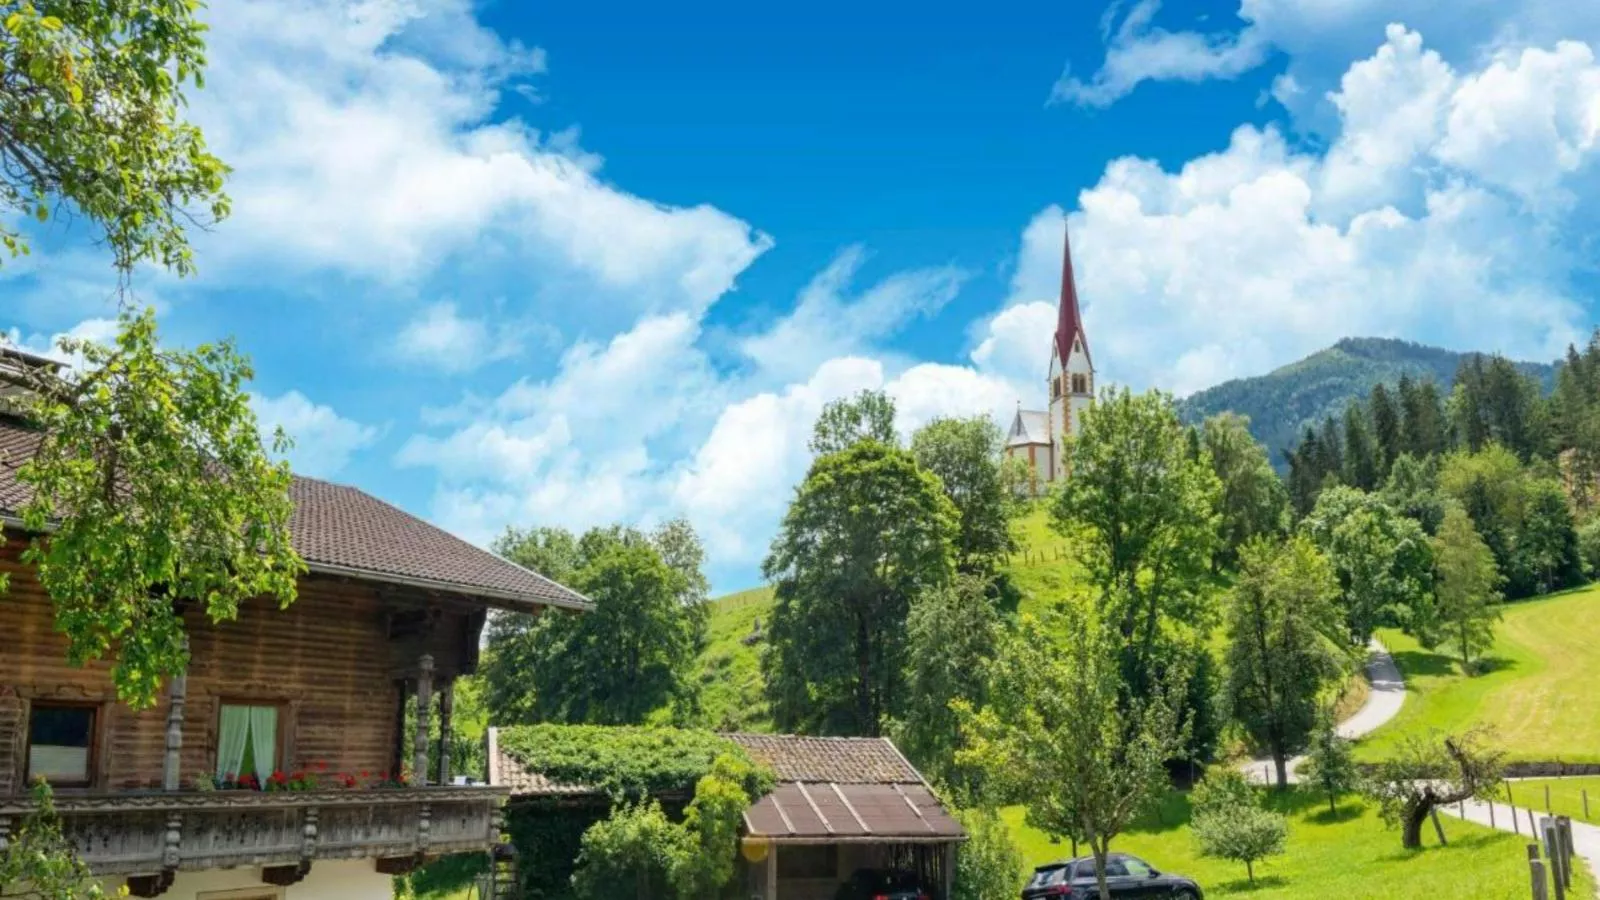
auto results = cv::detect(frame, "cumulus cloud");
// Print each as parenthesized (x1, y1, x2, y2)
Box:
(1056, 26, 1596, 395)
(394, 301, 526, 373)
(190, 0, 772, 315)
(251, 390, 380, 478)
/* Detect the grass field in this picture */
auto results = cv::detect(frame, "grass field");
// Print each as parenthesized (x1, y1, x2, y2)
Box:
(692, 586, 775, 732)
(1004, 788, 1594, 899)
(1358, 584, 1600, 763)
(1504, 777, 1600, 826)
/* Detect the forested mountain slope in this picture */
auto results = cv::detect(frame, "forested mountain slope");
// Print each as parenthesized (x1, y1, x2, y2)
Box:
(1177, 337, 1555, 466)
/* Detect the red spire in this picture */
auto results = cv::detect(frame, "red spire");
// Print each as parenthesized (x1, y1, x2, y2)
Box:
(1055, 219, 1090, 368)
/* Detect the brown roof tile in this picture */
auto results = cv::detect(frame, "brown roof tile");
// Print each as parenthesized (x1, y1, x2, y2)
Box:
(0, 416, 588, 613)
(725, 734, 924, 784)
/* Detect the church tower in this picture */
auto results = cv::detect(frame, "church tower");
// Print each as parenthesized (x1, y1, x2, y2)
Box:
(1045, 222, 1093, 482)
(1003, 218, 1095, 494)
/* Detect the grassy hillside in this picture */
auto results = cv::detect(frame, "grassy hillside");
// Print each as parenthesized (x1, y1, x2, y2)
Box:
(1359, 584, 1600, 763)
(1004, 788, 1593, 899)
(693, 587, 774, 732)
(1177, 337, 1555, 466)
(1505, 777, 1600, 825)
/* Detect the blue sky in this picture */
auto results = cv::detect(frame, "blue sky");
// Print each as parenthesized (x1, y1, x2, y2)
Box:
(6, 0, 1600, 593)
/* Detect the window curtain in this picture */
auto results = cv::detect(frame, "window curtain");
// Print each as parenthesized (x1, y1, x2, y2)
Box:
(216, 706, 251, 779)
(248, 707, 277, 777)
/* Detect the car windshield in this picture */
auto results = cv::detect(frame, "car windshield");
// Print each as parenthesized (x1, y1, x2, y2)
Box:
(1028, 866, 1068, 887)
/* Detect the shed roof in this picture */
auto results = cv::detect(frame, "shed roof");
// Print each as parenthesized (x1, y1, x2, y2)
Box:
(487, 729, 965, 844)
(0, 416, 588, 614)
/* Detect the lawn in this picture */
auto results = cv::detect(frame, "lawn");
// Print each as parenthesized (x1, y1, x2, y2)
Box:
(1358, 584, 1600, 763)
(1003, 788, 1594, 899)
(1505, 777, 1600, 826)
(1004, 504, 1090, 617)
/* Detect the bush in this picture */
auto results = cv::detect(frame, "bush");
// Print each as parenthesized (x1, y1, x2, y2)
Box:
(571, 801, 689, 900)
(952, 807, 1024, 900)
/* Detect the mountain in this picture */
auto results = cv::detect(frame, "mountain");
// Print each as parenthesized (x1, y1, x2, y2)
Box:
(1176, 337, 1557, 466)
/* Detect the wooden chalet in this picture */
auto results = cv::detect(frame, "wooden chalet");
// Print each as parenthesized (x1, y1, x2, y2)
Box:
(486, 730, 966, 900)
(0, 346, 589, 900)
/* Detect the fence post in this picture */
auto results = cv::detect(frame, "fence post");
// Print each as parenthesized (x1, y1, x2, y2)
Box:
(1547, 785, 1553, 814)
(1491, 801, 1497, 829)
(1541, 817, 1567, 900)
(1585, 790, 1591, 822)
(1431, 807, 1449, 846)
(1558, 817, 1575, 890)
(1531, 854, 1549, 900)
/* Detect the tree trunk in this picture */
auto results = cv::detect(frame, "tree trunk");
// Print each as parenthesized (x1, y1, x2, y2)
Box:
(1246, 859, 1254, 884)
(856, 611, 874, 735)
(1402, 802, 1430, 850)
(1092, 843, 1112, 900)
(1329, 793, 1337, 816)
(1273, 750, 1289, 790)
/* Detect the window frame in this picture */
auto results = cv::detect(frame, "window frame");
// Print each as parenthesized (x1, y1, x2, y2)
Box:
(214, 699, 291, 781)
(24, 700, 101, 789)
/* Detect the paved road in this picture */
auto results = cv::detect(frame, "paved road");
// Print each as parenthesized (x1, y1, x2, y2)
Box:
(1443, 797, 1600, 880)
(1242, 639, 1406, 786)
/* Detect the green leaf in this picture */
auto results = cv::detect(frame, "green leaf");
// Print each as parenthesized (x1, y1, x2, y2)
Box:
(40, 15, 62, 29)
(34, 205, 48, 222)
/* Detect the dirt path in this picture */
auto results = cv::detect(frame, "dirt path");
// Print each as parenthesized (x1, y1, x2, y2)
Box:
(1241, 639, 1405, 785)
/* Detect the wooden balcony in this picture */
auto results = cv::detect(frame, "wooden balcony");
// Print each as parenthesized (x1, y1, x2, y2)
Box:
(0, 785, 507, 891)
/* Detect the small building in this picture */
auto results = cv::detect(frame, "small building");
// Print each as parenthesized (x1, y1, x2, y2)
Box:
(0, 346, 590, 899)
(487, 729, 966, 900)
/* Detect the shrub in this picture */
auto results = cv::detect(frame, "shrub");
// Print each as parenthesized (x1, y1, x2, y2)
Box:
(952, 807, 1024, 900)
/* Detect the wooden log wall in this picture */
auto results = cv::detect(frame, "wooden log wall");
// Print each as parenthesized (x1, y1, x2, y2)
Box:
(0, 533, 481, 794)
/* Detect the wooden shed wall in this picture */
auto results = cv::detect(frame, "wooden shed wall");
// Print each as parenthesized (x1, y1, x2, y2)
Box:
(0, 534, 478, 795)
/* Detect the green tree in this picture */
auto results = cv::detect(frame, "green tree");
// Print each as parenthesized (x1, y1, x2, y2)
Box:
(809, 388, 898, 455)
(959, 608, 1188, 900)
(1300, 710, 1359, 815)
(764, 440, 957, 735)
(951, 807, 1024, 900)
(1301, 487, 1433, 647)
(1191, 803, 1287, 885)
(486, 540, 697, 726)
(1426, 505, 1503, 673)
(1380, 453, 1446, 535)
(1201, 412, 1289, 570)
(5, 308, 301, 707)
(1577, 516, 1600, 578)
(1224, 535, 1347, 788)
(0, 0, 229, 275)
(493, 524, 582, 585)
(1516, 479, 1583, 595)
(893, 575, 1001, 793)
(911, 416, 1016, 574)
(1050, 388, 1221, 706)
(1189, 767, 1288, 884)
(0, 779, 114, 898)
(1366, 730, 1504, 850)
(1342, 404, 1381, 491)
(1398, 375, 1448, 459)
(1370, 383, 1402, 474)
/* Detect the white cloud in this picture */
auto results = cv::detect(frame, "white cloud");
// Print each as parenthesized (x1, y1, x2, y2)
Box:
(1055, 0, 1600, 114)
(1057, 26, 1597, 395)
(2, 318, 121, 372)
(190, 0, 771, 315)
(740, 247, 967, 383)
(394, 301, 524, 373)
(251, 390, 380, 478)
(1052, 0, 1271, 107)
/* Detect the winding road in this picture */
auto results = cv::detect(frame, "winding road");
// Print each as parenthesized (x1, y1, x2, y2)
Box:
(1241, 638, 1406, 785)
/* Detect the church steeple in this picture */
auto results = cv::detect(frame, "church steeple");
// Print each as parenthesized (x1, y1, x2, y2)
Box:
(1055, 220, 1091, 371)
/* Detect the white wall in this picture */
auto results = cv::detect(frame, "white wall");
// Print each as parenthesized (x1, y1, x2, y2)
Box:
(114, 859, 394, 900)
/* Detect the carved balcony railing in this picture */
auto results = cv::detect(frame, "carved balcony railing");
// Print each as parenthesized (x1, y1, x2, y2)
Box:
(0, 785, 508, 891)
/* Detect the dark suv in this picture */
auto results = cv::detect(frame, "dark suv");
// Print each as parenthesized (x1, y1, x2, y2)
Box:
(833, 867, 932, 900)
(1021, 853, 1201, 899)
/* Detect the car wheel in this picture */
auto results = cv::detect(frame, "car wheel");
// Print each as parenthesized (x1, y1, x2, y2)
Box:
(1172, 891, 1198, 900)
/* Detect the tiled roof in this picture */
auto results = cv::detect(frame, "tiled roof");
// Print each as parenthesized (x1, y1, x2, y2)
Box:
(724, 734, 923, 784)
(0, 416, 588, 614)
(486, 729, 965, 842)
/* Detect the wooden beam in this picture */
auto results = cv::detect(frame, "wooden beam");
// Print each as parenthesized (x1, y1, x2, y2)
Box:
(125, 872, 175, 898)
(437, 678, 455, 785)
(161, 638, 188, 791)
(376, 854, 422, 876)
(413, 655, 433, 787)
(262, 862, 311, 886)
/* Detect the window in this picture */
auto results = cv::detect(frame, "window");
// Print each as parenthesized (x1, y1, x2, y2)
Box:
(1051, 378, 1061, 399)
(1071, 373, 1089, 395)
(27, 703, 97, 786)
(216, 704, 281, 784)
(1104, 859, 1130, 877)
(1122, 857, 1154, 878)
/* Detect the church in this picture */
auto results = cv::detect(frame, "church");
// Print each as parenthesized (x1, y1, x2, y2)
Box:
(1005, 222, 1094, 496)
